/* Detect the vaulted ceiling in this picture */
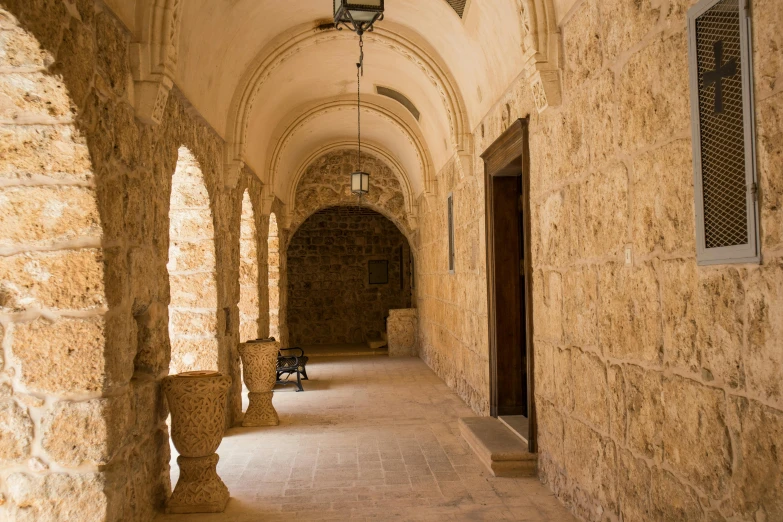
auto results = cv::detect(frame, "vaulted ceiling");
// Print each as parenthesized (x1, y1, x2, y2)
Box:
(106, 0, 577, 205)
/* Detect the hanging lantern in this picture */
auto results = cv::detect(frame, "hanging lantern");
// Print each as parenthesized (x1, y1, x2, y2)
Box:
(351, 171, 370, 196)
(335, 0, 380, 203)
(334, 0, 384, 35)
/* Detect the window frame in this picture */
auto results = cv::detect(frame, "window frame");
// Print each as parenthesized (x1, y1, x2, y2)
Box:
(687, 0, 761, 265)
(447, 192, 456, 274)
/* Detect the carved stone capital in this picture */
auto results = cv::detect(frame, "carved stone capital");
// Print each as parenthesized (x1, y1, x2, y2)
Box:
(529, 69, 562, 113)
(134, 79, 171, 125)
(224, 158, 245, 189)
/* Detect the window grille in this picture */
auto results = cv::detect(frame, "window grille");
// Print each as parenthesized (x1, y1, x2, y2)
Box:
(448, 193, 455, 273)
(445, 0, 467, 17)
(688, 0, 760, 265)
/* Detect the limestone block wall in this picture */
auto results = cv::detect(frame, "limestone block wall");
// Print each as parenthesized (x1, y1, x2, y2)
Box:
(167, 147, 218, 373)
(414, 0, 783, 520)
(416, 157, 490, 414)
(287, 207, 412, 346)
(284, 148, 418, 348)
(238, 190, 261, 342)
(290, 149, 414, 239)
(387, 309, 418, 357)
(0, 1, 263, 519)
(267, 212, 280, 339)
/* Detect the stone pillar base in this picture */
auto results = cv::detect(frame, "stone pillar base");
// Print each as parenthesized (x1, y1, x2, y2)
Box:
(168, 454, 229, 514)
(243, 391, 279, 427)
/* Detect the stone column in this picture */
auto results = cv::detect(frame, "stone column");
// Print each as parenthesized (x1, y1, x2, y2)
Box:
(238, 339, 280, 426)
(162, 371, 231, 514)
(387, 309, 418, 357)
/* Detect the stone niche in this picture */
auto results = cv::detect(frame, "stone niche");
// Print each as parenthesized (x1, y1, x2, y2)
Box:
(287, 206, 412, 346)
(387, 309, 418, 357)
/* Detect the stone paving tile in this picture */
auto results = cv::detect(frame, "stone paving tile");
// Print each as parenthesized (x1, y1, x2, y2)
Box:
(156, 356, 576, 521)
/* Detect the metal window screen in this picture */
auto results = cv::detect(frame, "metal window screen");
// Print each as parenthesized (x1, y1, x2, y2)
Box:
(688, 0, 759, 264)
(695, 0, 746, 248)
(446, 0, 467, 17)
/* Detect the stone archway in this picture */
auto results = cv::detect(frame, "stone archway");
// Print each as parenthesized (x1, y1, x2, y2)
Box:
(238, 190, 260, 342)
(167, 146, 218, 373)
(287, 206, 413, 346)
(267, 212, 280, 339)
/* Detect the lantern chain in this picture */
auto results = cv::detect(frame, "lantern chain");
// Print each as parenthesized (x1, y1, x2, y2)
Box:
(357, 34, 364, 173)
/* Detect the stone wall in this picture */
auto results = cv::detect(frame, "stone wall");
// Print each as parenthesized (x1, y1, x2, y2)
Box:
(168, 147, 219, 372)
(238, 190, 260, 342)
(416, 157, 489, 414)
(0, 1, 264, 519)
(287, 207, 412, 346)
(414, 0, 783, 520)
(290, 149, 414, 240)
(267, 212, 280, 340)
(387, 308, 418, 357)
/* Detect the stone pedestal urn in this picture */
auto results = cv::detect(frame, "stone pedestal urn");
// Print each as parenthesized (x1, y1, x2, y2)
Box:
(162, 371, 231, 514)
(238, 339, 280, 427)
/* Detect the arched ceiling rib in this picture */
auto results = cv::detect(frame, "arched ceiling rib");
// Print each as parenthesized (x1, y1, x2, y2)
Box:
(270, 96, 432, 200)
(172, 0, 531, 198)
(286, 141, 417, 224)
(102, 0, 569, 201)
(225, 24, 467, 184)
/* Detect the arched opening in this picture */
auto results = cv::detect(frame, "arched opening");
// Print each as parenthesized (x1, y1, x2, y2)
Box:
(238, 190, 260, 341)
(268, 212, 280, 339)
(167, 146, 218, 374)
(286, 206, 412, 348)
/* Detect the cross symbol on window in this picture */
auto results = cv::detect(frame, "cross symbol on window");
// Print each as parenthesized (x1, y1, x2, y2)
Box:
(703, 40, 737, 114)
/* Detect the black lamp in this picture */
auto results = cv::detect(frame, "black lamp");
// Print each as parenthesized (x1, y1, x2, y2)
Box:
(334, 0, 384, 35)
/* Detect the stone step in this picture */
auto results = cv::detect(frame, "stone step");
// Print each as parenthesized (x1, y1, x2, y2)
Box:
(366, 334, 388, 350)
(459, 417, 537, 477)
(499, 415, 530, 445)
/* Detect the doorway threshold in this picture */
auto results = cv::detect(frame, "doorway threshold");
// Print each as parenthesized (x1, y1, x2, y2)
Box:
(499, 415, 529, 445)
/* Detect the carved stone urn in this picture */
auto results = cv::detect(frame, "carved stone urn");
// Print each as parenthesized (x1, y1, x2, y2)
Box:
(238, 339, 280, 427)
(162, 371, 231, 514)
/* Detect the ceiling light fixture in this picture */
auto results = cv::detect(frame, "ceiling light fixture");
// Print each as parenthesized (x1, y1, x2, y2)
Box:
(335, 1, 384, 203)
(333, 0, 384, 36)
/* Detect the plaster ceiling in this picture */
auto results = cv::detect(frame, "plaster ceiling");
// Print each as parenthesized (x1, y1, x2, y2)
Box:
(108, 0, 540, 201)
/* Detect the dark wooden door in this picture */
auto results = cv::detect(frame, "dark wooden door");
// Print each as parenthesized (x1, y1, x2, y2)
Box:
(482, 119, 536, 452)
(490, 175, 527, 416)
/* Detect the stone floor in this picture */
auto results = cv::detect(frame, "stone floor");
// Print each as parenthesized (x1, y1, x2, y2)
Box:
(157, 356, 576, 521)
(303, 343, 389, 357)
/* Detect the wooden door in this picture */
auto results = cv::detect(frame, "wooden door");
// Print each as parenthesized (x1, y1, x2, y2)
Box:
(482, 119, 536, 452)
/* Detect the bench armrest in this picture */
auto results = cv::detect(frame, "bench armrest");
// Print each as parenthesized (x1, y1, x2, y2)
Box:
(279, 347, 305, 357)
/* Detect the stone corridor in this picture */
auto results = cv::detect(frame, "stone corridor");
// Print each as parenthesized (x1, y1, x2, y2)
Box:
(157, 356, 575, 521)
(2, 0, 782, 519)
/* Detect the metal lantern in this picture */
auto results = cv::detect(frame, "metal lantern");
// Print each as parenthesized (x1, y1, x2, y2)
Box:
(351, 171, 370, 196)
(334, 0, 384, 34)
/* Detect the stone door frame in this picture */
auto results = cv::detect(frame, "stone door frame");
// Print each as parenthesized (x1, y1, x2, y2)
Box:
(481, 118, 537, 453)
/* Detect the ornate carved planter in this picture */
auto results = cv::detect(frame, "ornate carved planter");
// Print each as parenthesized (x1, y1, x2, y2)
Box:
(163, 371, 231, 514)
(238, 339, 280, 427)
